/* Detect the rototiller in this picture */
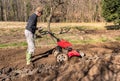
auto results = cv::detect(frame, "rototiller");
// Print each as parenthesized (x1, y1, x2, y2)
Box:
(37, 29, 85, 62)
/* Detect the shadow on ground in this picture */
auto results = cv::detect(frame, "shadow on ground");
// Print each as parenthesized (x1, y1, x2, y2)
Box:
(105, 25, 120, 30)
(32, 48, 55, 62)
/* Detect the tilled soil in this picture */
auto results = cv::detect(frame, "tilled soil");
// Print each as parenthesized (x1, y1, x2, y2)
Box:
(1, 29, 120, 81)
(0, 42, 120, 81)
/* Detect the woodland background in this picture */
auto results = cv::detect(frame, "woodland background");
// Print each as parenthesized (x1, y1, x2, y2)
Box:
(0, 0, 104, 22)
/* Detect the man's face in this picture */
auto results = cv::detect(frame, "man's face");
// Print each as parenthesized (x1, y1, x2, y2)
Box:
(37, 11, 43, 17)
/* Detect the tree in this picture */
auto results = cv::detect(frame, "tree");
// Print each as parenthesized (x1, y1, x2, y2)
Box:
(0, 0, 104, 22)
(39, 0, 67, 31)
(102, 0, 120, 25)
(47, 0, 68, 31)
(0, 0, 4, 21)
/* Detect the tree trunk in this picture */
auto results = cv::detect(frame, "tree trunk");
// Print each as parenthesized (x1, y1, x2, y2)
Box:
(3, 0, 7, 21)
(47, 7, 54, 32)
(24, 1, 27, 22)
(0, 0, 4, 21)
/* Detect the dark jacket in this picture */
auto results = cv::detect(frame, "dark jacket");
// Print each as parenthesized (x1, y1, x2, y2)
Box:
(26, 13, 38, 34)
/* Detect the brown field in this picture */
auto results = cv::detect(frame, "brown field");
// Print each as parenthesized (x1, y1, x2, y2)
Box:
(0, 22, 114, 28)
(0, 22, 120, 81)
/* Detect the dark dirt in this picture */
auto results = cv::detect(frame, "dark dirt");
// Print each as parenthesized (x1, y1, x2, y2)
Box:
(0, 29, 120, 81)
(0, 42, 120, 81)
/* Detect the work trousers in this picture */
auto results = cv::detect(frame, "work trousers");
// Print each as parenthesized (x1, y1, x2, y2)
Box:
(25, 29, 35, 54)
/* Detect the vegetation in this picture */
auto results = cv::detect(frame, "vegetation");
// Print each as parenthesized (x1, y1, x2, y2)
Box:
(102, 0, 120, 25)
(115, 36, 120, 41)
(0, 24, 120, 48)
(1, 0, 120, 25)
(0, 0, 103, 22)
(0, 42, 27, 48)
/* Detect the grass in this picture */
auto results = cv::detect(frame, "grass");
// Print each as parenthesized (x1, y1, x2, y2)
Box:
(0, 36, 114, 48)
(63, 35, 113, 45)
(0, 32, 118, 48)
(0, 22, 113, 28)
(51, 25, 104, 33)
(0, 42, 27, 48)
(0, 22, 118, 48)
(115, 36, 120, 41)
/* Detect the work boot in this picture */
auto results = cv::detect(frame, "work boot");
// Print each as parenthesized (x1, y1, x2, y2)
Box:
(26, 52, 32, 65)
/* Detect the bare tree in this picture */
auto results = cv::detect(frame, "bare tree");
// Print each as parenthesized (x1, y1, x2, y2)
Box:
(40, 0, 67, 31)
(0, 0, 4, 21)
(0, 0, 104, 22)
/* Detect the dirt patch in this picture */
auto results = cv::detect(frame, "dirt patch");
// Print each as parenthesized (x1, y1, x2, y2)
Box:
(1, 28, 120, 81)
(0, 42, 120, 81)
(1, 28, 120, 45)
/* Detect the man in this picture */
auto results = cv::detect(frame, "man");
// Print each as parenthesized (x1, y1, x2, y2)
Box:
(25, 7, 43, 65)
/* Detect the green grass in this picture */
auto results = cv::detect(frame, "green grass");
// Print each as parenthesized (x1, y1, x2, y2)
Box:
(99, 36, 108, 42)
(115, 36, 120, 41)
(0, 36, 117, 48)
(66, 36, 110, 45)
(0, 24, 118, 48)
(69, 39, 96, 44)
(0, 42, 27, 48)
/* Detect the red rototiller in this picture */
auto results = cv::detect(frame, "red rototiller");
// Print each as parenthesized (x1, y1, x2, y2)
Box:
(37, 29, 85, 62)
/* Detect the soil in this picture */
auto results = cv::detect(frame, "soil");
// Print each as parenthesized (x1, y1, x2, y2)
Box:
(0, 29, 120, 81)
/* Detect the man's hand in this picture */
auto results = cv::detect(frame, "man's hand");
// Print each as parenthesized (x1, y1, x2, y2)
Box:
(34, 34, 42, 39)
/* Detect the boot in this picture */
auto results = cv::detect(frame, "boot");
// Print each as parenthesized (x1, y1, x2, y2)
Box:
(26, 52, 32, 65)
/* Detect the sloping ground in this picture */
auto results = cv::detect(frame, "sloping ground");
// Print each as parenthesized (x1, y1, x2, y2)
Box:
(0, 42, 120, 81)
(0, 27, 120, 81)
